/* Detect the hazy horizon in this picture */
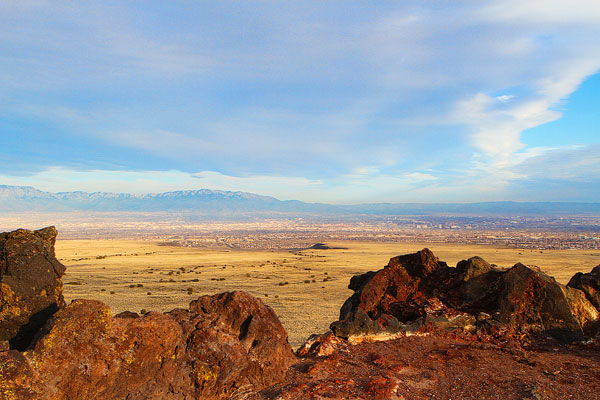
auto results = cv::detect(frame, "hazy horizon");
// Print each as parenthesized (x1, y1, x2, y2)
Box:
(5, 183, 600, 203)
(1, 2, 599, 203)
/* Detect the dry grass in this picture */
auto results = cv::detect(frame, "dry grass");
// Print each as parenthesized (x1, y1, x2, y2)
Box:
(56, 239, 600, 348)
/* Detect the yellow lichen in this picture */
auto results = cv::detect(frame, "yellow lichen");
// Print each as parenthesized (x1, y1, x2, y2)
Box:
(0, 360, 18, 400)
(194, 365, 218, 382)
(123, 343, 136, 365)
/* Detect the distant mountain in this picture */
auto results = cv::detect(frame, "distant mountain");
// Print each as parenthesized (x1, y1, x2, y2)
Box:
(1, 185, 599, 216)
(0, 185, 341, 215)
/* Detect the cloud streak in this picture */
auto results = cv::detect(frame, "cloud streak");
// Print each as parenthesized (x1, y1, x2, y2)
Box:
(0, 1, 599, 202)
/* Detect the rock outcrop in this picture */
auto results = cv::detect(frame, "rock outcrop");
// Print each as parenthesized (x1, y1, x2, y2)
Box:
(1, 292, 295, 399)
(331, 249, 600, 343)
(0, 227, 65, 350)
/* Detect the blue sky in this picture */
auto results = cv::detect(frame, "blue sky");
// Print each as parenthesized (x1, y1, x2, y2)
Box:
(1, 1, 599, 203)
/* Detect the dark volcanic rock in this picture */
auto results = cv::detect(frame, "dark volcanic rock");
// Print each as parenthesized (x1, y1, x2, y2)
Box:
(568, 265, 600, 310)
(456, 256, 493, 281)
(497, 263, 598, 342)
(337, 249, 445, 324)
(1, 292, 295, 400)
(0, 227, 65, 350)
(331, 249, 599, 343)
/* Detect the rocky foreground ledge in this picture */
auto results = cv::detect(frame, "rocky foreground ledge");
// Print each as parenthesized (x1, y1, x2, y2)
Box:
(1, 228, 600, 399)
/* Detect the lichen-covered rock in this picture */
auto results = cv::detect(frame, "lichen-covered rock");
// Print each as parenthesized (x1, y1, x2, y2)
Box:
(0, 292, 295, 400)
(331, 249, 599, 343)
(0, 227, 65, 350)
(177, 291, 296, 399)
(497, 263, 598, 342)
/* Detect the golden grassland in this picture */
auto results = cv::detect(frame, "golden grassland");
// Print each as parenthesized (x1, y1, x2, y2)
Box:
(57, 239, 600, 348)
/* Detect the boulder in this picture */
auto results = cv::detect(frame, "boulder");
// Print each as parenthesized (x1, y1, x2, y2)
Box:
(296, 331, 346, 357)
(178, 291, 296, 398)
(496, 263, 598, 342)
(1, 292, 296, 400)
(0, 227, 65, 350)
(338, 249, 446, 323)
(456, 256, 493, 281)
(568, 265, 600, 310)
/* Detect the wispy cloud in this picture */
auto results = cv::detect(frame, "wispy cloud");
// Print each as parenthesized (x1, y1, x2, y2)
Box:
(0, 1, 599, 201)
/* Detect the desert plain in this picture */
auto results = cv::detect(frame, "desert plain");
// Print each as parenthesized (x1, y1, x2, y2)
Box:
(57, 238, 600, 348)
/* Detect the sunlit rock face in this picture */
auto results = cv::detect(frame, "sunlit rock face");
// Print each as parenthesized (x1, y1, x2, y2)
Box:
(331, 249, 600, 343)
(0, 292, 296, 400)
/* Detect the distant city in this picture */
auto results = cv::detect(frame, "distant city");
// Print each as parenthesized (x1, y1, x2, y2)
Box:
(1, 185, 599, 251)
(1, 212, 598, 251)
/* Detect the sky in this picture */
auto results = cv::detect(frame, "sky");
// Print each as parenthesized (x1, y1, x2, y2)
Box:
(0, 1, 599, 204)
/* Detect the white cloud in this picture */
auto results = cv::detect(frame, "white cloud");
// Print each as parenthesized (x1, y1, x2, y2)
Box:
(512, 144, 600, 181)
(405, 172, 437, 181)
(496, 95, 514, 102)
(478, 0, 600, 24)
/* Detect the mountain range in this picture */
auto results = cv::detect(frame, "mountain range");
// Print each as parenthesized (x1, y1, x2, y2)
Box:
(1, 185, 599, 217)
